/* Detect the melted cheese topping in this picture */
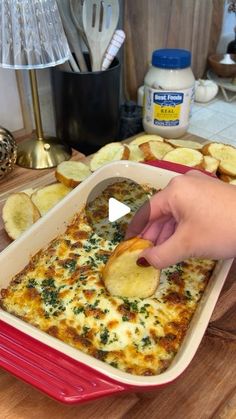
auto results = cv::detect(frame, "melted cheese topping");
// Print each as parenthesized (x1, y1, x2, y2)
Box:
(0, 181, 215, 376)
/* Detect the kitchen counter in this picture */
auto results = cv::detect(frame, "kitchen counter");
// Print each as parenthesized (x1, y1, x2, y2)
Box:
(0, 137, 236, 419)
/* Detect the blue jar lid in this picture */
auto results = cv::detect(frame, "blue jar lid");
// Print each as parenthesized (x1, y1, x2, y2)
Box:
(152, 49, 191, 69)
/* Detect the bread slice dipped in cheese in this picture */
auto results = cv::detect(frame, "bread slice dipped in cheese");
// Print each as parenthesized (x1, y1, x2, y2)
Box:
(163, 147, 203, 168)
(90, 142, 130, 172)
(140, 140, 174, 161)
(55, 161, 91, 188)
(102, 237, 160, 298)
(2, 192, 41, 240)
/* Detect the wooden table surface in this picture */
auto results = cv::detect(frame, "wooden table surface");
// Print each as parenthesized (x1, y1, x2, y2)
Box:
(0, 138, 236, 419)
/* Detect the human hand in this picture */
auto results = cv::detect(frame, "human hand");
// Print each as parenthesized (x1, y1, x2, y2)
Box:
(125, 170, 236, 268)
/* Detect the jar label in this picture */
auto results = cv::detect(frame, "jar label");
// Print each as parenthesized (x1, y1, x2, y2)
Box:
(143, 86, 194, 128)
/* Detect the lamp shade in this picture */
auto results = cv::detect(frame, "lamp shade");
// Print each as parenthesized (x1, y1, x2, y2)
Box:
(0, 0, 70, 69)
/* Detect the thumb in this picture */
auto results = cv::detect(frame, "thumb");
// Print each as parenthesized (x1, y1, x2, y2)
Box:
(139, 230, 190, 269)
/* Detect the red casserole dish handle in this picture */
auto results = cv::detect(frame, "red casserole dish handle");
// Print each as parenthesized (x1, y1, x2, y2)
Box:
(0, 321, 128, 404)
(145, 159, 216, 177)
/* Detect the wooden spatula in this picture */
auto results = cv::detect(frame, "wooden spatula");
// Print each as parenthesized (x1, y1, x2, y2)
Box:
(82, 0, 119, 71)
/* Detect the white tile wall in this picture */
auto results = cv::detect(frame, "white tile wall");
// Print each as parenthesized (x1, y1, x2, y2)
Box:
(189, 93, 236, 146)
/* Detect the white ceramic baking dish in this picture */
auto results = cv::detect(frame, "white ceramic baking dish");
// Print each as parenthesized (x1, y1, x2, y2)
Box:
(0, 161, 233, 388)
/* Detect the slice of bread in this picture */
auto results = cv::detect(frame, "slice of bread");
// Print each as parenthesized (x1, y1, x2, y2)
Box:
(55, 161, 91, 188)
(203, 155, 219, 173)
(127, 144, 145, 162)
(230, 179, 236, 185)
(219, 159, 236, 177)
(31, 183, 72, 216)
(219, 173, 236, 183)
(140, 141, 174, 161)
(163, 147, 203, 168)
(21, 187, 36, 196)
(89, 142, 130, 172)
(102, 237, 160, 298)
(202, 142, 236, 176)
(2, 192, 41, 240)
(165, 138, 203, 150)
(130, 134, 164, 146)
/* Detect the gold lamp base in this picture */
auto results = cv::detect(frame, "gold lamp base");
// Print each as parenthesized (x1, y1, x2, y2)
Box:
(16, 136, 72, 169)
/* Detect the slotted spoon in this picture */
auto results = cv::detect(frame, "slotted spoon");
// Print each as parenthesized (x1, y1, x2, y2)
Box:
(82, 0, 119, 71)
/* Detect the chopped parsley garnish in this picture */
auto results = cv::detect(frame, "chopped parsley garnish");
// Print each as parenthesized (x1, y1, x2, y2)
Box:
(96, 254, 109, 264)
(88, 256, 98, 268)
(26, 278, 38, 288)
(142, 336, 152, 347)
(121, 298, 139, 313)
(83, 244, 92, 252)
(63, 259, 77, 271)
(73, 306, 84, 315)
(82, 325, 90, 336)
(140, 304, 150, 318)
(87, 299, 99, 309)
(185, 290, 192, 300)
(42, 278, 55, 287)
(110, 361, 118, 368)
(42, 289, 59, 306)
(40, 277, 65, 315)
(100, 327, 109, 344)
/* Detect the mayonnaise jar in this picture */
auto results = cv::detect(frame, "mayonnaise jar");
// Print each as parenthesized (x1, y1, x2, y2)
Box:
(143, 49, 195, 138)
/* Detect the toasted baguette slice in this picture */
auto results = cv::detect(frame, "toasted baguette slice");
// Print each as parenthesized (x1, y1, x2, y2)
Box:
(202, 142, 236, 176)
(219, 174, 236, 183)
(103, 237, 160, 298)
(219, 160, 236, 176)
(230, 179, 236, 185)
(127, 144, 145, 162)
(140, 141, 174, 161)
(130, 134, 164, 146)
(203, 156, 219, 173)
(31, 183, 72, 216)
(55, 161, 91, 188)
(165, 138, 203, 150)
(2, 193, 41, 240)
(163, 147, 203, 168)
(90, 142, 129, 172)
(21, 187, 36, 196)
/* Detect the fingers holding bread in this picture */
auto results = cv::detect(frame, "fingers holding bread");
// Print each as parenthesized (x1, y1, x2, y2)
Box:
(102, 237, 160, 298)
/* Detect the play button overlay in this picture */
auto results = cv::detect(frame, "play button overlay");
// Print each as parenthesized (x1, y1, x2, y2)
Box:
(108, 198, 131, 222)
(85, 176, 151, 239)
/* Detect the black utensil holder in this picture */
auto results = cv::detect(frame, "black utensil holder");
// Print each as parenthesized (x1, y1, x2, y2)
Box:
(51, 57, 121, 155)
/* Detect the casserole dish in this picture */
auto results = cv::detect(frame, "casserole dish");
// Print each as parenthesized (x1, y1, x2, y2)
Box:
(0, 161, 233, 403)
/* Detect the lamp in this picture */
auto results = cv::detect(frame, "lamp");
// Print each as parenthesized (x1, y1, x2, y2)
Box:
(0, 0, 72, 169)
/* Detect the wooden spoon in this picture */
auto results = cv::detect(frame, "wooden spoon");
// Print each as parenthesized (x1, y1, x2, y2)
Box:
(82, 0, 119, 71)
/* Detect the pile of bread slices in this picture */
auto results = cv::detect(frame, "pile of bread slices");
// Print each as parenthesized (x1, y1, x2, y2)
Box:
(2, 134, 236, 240)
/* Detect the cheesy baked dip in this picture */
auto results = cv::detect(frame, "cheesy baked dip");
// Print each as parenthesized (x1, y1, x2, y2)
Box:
(0, 181, 215, 376)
